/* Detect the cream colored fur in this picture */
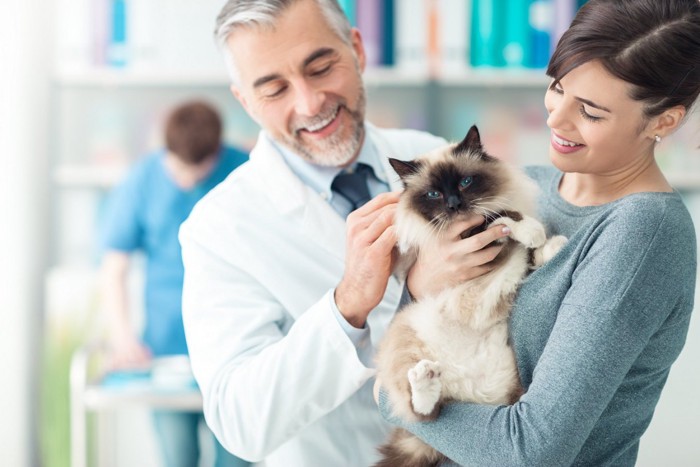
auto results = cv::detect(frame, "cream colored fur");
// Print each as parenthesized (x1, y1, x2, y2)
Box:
(374, 142, 566, 466)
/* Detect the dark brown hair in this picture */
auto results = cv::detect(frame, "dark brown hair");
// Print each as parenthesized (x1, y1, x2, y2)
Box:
(165, 101, 223, 164)
(547, 0, 700, 118)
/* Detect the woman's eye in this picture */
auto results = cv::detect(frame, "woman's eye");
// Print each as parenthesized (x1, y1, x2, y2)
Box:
(426, 191, 442, 199)
(579, 106, 602, 122)
(459, 176, 473, 189)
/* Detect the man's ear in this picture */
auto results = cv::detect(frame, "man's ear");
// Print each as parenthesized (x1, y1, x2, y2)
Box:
(230, 84, 250, 114)
(648, 105, 686, 140)
(350, 28, 367, 73)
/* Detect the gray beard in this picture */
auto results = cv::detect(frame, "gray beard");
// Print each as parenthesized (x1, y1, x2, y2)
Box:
(284, 87, 367, 167)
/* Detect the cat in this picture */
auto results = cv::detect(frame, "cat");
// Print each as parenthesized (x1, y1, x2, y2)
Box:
(374, 125, 567, 467)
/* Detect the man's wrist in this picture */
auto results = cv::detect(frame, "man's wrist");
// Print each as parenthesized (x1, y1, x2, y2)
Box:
(334, 286, 367, 328)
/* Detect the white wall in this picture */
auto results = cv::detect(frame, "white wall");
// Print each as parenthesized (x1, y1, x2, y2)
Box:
(638, 192, 700, 466)
(0, 1, 51, 466)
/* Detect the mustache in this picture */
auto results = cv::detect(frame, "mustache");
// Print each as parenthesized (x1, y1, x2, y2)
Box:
(291, 101, 347, 134)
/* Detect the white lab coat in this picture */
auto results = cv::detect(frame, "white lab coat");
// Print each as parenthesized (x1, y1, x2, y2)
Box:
(180, 123, 446, 466)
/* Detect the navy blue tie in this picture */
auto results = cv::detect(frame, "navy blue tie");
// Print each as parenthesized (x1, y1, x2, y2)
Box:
(331, 163, 373, 214)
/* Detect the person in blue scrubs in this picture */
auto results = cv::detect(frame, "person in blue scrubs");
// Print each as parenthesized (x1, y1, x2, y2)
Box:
(99, 100, 250, 467)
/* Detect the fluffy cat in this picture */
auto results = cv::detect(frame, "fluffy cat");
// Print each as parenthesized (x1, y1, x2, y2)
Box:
(374, 125, 566, 467)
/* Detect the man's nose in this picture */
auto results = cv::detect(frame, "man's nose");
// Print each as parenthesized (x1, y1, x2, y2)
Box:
(293, 81, 324, 117)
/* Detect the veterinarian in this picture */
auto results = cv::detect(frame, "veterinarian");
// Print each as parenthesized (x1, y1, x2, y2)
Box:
(178, 1, 511, 465)
(376, 0, 700, 465)
(99, 100, 249, 467)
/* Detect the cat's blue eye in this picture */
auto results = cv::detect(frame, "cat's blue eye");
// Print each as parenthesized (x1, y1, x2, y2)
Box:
(459, 176, 473, 189)
(426, 191, 442, 199)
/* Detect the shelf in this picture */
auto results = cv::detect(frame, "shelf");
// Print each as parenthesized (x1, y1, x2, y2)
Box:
(54, 165, 127, 189)
(53, 66, 551, 89)
(83, 384, 202, 410)
(53, 67, 232, 87)
(53, 164, 700, 191)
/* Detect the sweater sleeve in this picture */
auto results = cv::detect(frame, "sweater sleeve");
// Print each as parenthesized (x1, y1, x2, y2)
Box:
(378, 197, 696, 466)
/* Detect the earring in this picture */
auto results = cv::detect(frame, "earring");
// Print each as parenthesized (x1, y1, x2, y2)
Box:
(654, 135, 662, 143)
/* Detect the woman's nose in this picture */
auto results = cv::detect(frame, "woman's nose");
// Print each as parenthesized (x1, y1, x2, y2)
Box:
(546, 101, 571, 131)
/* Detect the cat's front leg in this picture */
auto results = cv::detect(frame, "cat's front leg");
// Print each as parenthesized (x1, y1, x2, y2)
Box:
(408, 359, 442, 418)
(532, 235, 568, 267)
(490, 215, 546, 249)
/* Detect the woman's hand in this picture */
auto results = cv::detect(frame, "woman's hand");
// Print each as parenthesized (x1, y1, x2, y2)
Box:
(373, 377, 382, 405)
(406, 214, 510, 300)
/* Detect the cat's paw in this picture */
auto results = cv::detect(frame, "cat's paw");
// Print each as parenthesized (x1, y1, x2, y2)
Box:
(493, 216, 546, 249)
(532, 235, 567, 267)
(408, 360, 442, 416)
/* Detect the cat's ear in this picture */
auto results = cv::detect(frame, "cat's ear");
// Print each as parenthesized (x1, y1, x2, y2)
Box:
(454, 125, 482, 156)
(388, 158, 422, 180)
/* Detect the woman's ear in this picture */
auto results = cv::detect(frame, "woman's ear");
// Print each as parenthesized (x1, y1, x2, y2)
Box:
(648, 105, 686, 139)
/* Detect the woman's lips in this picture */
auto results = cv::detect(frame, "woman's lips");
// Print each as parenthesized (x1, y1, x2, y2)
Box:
(551, 132, 585, 154)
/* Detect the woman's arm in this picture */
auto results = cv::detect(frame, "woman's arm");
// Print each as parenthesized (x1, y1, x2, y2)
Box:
(379, 198, 695, 466)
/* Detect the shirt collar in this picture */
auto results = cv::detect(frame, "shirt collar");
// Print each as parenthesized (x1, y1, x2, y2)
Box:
(263, 129, 389, 201)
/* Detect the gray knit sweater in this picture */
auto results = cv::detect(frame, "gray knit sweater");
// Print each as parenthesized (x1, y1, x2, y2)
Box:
(378, 165, 697, 466)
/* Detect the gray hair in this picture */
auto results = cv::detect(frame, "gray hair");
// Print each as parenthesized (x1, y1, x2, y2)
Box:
(214, 0, 353, 84)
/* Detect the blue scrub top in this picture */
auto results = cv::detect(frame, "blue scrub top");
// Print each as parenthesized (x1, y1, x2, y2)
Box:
(100, 145, 248, 356)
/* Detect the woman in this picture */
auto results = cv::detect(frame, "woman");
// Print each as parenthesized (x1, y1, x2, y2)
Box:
(376, 0, 700, 465)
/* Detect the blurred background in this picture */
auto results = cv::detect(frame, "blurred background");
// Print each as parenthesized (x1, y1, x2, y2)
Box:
(1, 0, 699, 466)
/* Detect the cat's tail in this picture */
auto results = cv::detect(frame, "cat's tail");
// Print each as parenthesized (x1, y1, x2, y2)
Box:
(374, 428, 447, 467)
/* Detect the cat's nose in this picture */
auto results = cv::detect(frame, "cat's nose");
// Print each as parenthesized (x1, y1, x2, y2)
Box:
(446, 195, 461, 211)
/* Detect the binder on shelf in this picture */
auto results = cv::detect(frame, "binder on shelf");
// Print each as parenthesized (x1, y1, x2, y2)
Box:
(54, 0, 94, 72)
(107, 0, 128, 67)
(395, 0, 429, 73)
(528, 0, 554, 68)
(356, 0, 383, 67)
(381, 0, 395, 66)
(500, 0, 531, 68)
(436, 0, 469, 74)
(338, 0, 356, 27)
(470, 0, 505, 68)
(551, 0, 576, 52)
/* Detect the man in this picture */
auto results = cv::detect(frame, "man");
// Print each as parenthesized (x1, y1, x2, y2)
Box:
(179, 1, 507, 465)
(100, 100, 249, 467)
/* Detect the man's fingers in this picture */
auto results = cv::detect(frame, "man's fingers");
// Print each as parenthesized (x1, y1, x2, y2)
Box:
(358, 205, 396, 245)
(349, 191, 400, 219)
(373, 225, 397, 252)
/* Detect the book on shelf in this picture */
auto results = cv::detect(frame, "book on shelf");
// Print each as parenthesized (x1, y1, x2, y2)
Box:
(528, 0, 554, 68)
(337, 0, 357, 26)
(356, 0, 383, 67)
(107, 0, 128, 67)
(435, 0, 469, 74)
(395, 0, 429, 73)
(469, 0, 581, 70)
(551, 0, 576, 52)
(53, 0, 587, 78)
(501, 0, 531, 67)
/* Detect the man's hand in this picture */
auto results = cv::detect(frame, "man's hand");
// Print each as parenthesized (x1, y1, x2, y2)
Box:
(335, 192, 401, 328)
(108, 327, 152, 370)
(406, 214, 511, 300)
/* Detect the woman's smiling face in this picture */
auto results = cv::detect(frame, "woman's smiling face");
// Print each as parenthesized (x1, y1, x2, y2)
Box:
(544, 60, 658, 177)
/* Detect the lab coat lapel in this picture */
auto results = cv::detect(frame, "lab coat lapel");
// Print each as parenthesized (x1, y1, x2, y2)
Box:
(249, 133, 347, 262)
(367, 123, 407, 193)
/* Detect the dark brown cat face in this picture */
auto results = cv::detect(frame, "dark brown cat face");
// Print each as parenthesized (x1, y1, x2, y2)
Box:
(389, 126, 505, 228)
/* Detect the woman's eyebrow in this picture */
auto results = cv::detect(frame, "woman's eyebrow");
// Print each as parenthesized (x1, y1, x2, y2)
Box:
(575, 96, 612, 113)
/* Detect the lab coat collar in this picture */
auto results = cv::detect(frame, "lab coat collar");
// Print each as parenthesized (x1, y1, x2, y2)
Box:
(247, 123, 405, 262)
